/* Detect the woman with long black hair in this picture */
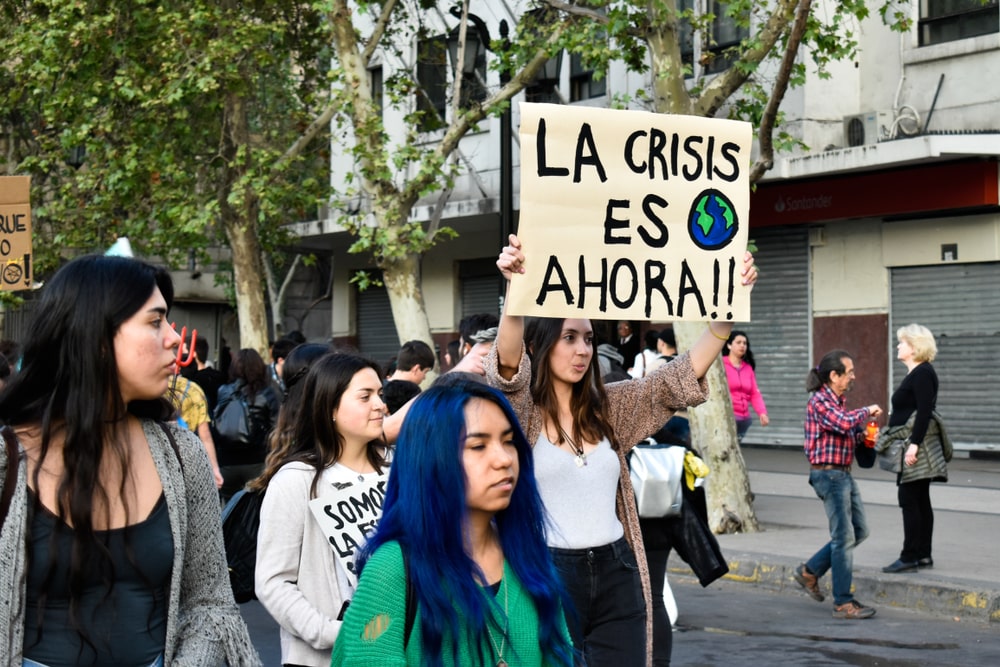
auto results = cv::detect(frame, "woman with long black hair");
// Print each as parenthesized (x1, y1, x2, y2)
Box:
(0, 255, 258, 666)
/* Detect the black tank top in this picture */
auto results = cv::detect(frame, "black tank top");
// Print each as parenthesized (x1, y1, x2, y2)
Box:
(23, 493, 173, 666)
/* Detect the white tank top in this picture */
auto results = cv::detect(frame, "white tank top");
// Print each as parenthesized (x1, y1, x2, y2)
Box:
(532, 431, 624, 549)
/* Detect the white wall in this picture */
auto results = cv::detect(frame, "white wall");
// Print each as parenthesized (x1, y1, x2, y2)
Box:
(811, 218, 887, 315)
(882, 213, 1000, 266)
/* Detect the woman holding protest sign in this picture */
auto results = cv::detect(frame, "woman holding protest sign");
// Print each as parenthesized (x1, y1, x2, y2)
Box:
(331, 379, 576, 666)
(255, 353, 390, 667)
(487, 234, 757, 666)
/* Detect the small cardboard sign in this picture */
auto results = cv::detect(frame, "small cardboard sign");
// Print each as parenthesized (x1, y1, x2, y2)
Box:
(0, 176, 33, 291)
(308, 475, 388, 586)
(510, 103, 752, 322)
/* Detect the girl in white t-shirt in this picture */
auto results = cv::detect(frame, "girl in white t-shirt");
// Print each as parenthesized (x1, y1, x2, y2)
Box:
(255, 353, 390, 667)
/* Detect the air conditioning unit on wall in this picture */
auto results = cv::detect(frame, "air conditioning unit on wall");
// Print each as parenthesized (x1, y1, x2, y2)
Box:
(843, 111, 892, 147)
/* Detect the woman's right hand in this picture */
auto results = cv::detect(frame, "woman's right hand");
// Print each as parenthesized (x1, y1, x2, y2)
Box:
(497, 234, 525, 281)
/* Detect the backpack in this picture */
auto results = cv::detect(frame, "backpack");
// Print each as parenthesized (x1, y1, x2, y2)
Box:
(214, 389, 252, 446)
(221, 488, 265, 603)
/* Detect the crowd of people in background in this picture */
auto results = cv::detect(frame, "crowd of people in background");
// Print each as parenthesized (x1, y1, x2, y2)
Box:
(2, 245, 956, 666)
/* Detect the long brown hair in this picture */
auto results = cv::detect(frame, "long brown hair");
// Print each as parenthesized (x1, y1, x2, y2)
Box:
(524, 317, 618, 450)
(252, 352, 387, 498)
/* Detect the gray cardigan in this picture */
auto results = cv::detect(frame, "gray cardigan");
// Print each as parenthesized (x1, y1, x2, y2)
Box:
(0, 420, 261, 666)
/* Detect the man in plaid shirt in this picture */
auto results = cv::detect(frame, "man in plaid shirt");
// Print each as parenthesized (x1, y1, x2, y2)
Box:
(793, 349, 883, 619)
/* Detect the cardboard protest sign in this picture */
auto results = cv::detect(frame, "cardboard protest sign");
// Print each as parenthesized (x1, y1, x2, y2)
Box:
(0, 176, 33, 292)
(308, 476, 388, 586)
(510, 103, 752, 322)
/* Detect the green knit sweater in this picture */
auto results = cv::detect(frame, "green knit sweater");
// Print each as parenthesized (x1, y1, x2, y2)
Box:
(330, 541, 571, 666)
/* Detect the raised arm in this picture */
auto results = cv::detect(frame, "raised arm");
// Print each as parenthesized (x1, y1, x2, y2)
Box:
(687, 250, 759, 378)
(495, 234, 527, 380)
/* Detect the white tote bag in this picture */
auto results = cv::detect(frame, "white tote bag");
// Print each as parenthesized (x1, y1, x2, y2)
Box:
(629, 440, 685, 519)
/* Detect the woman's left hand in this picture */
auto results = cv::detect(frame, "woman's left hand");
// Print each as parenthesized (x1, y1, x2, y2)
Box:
(742, 251, 758, 288)
(904, 443, 919, 466)
(497, 234, 525, 281)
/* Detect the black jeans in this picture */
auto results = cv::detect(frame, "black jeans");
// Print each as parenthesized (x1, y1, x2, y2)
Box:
(550, 537, 646, 667)
(643, 548, 674, 666)
(898, 478, 933, 562)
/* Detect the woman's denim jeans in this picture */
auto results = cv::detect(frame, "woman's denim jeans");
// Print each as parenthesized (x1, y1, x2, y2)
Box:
(806, 469, 870, 605)
(550, 536, 646, 666)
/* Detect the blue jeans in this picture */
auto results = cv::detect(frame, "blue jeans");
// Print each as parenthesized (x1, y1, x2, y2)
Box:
(805, 469, 869, 605)
(735, 417, 752, 442)
(550, 537, 646, 667)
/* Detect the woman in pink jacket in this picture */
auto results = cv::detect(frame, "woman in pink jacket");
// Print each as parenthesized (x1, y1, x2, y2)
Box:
(723, 330, 769, 442)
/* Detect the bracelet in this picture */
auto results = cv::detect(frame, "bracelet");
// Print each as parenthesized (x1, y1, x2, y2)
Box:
(708, 323, 730, 341)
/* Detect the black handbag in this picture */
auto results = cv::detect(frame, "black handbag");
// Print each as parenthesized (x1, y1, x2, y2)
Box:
(670, 494, 729, 587)
(854, 441, 877, 469)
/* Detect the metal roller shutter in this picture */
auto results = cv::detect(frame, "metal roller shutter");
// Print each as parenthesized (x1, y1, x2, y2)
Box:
(459, 259, 502, 319)
(890, 262, 1000, 450)
(461, 277, 501, 319)
(739, 226, 811, 446)
(356, 281, 400, 372)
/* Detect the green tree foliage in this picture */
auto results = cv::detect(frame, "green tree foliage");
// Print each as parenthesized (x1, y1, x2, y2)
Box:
(322, 0, 571, 346)
(0, 0, 331, 354)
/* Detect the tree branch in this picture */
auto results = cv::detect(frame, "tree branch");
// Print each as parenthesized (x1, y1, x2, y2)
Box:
(296, 258, 334, 331)
(400, 23, 568, 209)
(748, 0, 812, 184)
(275, 0, 389, 183)
(694, 0, 798, 118)
(542, 0, 648, 38)
(362, 0, 398, 64)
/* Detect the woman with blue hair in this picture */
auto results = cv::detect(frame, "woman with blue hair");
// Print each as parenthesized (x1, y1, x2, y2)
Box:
(331, 381, 575, 667)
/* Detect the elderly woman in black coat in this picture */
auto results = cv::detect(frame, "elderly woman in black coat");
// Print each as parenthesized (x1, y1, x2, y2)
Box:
(879, 324, 952, 574)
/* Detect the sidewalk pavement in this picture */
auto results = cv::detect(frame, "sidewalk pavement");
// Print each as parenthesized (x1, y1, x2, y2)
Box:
(667, 445, 1000, 623)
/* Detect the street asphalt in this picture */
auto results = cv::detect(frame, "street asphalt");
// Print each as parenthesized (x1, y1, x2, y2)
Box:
(242, 444, 1000, 663)
(672, 445, 1000, 624)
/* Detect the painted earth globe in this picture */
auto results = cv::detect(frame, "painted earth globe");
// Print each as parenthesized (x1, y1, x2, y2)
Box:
(688, 190, 738, 250)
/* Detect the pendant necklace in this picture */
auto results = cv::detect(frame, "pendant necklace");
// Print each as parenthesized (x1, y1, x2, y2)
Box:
(485, 575, 510, 667)
(557, 424, 587, 468)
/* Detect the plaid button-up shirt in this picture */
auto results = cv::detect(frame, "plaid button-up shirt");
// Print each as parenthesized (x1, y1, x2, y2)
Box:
(804, 384, 872, 467)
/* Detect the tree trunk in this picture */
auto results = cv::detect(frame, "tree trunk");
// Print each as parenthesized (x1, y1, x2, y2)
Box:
(220, 89, 270, 360)
(646, 5, 762, 534)
(674, 321, 760, 534)
(382, 253, 436, 365)
(226, 217, 270, 359)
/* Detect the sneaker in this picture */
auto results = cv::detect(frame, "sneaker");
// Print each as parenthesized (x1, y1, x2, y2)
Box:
(793, 564, 825, 602)
(832, 600, 876, 619)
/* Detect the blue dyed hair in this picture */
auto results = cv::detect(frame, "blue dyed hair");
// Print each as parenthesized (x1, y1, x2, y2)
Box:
(358, 380, 574, 667)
